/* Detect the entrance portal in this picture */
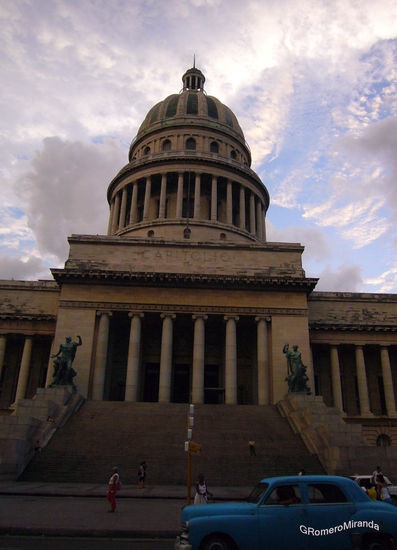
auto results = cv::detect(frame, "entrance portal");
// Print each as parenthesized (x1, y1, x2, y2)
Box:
(204, 364, 223, 403)
(172, 364, 190, 403)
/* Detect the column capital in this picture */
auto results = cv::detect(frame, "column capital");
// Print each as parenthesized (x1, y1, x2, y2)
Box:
(380, 344, 391, 349)
(255, 316, 271, 323)
(224, 315, 239, 322)
(160, 313, 176, 320)
(355, 344, 364, 350)
(96, 310, 113, 317)
(128, 312, 144, 319)
(192, 314, 208, 321)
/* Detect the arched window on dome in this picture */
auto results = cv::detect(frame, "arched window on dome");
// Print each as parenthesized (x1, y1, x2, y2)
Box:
(186, 138, 196, 151)
(144, 146, 151, 156)
(162, 139, 171, 151)
(230, 150, 237, 160)
(210, 141, 219, 154)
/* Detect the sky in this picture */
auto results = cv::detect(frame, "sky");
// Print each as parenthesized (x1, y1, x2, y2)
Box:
(1, 0, 397, 293)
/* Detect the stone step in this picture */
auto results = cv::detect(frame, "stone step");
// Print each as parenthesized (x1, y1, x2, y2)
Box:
(20, 402, 325, 485)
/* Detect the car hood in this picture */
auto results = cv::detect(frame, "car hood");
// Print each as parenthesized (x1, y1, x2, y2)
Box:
(181, 501, 256, 522)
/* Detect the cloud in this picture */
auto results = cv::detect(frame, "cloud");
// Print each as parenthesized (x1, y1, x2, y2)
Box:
(0, 255, 50, 281)
(16, 137, 125, 262)
(267, 222, 331, 262)
(315, 264, 363, 292)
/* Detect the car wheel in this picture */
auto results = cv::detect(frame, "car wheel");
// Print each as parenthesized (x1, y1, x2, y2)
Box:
(363, 537, 390, 550)
(202, 535, 235, 550)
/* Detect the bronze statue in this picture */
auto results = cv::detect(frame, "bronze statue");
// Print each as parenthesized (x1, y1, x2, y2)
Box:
(50, 335, 82, 387)
(283, 344, 311, 394)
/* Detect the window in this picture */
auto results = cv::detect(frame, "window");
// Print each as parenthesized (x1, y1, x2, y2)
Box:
(187, 93, 198, 114)
(147, 230, 154, 237)
(162, 139, 171, 151)
(377, 434, 391, 447)
(210, 141, 219, 153)
(230, 150, 237, 160)
(186, 138, 196, 150)
(264, 485, 301, 505)
(246, 483, 269, 504)
(165, 95, 179, 118)
(143, 146, 151, 155)
(206, 97, 218, 119)
(307, 484, 347, 504)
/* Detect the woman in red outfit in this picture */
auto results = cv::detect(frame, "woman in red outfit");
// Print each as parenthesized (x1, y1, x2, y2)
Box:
(106, 467, 120, 512)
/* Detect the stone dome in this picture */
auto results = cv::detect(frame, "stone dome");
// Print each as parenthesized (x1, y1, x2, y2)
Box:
(134, 66, 246, 149)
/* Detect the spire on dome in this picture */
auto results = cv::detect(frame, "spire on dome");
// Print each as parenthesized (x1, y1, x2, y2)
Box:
(182, 64, 205, 91)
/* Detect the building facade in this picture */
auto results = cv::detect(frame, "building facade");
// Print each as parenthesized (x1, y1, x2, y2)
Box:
(1, 67, 396, 446)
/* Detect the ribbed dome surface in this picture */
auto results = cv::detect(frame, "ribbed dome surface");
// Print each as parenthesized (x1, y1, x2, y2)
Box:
(137, 89, 245, 140)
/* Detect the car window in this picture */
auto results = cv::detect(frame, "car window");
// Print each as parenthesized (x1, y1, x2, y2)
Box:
(246, 483, 269, 503)
(307, 484, 348, 504)
(263, 485, 301, 505)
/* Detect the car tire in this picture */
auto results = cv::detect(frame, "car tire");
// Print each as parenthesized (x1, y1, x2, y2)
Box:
(363, 537, 390, 550)
(202, 535, 235, 550)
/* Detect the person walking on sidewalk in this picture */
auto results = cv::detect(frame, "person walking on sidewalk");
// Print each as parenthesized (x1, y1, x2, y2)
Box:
(194, 473, 213, 504)
(138, 461, 147, 488)
(106, 466, 120, 512)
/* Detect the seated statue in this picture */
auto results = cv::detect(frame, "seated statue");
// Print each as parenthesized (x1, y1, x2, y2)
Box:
(50, 335, 82, 388)
(283, 344, 311, 394)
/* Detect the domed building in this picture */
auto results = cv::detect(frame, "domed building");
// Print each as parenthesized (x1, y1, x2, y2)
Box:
(1, 67, 397, 482)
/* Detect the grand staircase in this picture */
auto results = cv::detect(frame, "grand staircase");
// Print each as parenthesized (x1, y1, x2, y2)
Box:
(20, 402, 324, 486)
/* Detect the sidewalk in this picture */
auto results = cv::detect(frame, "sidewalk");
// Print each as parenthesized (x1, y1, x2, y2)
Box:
(0, 482, 251, 538)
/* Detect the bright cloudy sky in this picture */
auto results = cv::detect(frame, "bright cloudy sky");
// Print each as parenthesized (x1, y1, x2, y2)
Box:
(1, 0, 397, 292)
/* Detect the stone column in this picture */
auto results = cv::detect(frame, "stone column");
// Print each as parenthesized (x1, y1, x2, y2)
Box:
(224, 316, 239, 405)
(226, 180, 233, 224)
(176, 173, 184, 218)
(0, 335, 6, 382)
(255, 317, 269, 405)
(330, 345, 344, 412)
(249, 193, 256, 234)
(143, 177, 152, 220)
(355, 345, 372, 416)
(45, 337, 55, 387)
(125, 313, 144, 402)
(130, 181, 138, 224)
(107, 201, 114, 235)
(13, 335, 33, 405)
(192, 315, 207, 404)
(194, 173, 201, 218)
(159, 173, 167, 218)
(257, 201, 263, 239)
(380, 346, 397, 417)
(239, 186, 246, 230)
(158, 313, 175, 402)
(211, 175, 218, 221)
(118, 186, 128, 229)
(262, 207, 267, 241)
(92, 311, 112, 400)
(111, 192, 121, 233)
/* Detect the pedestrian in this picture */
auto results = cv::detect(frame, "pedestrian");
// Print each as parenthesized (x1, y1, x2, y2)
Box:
(106, 467, 120, 512)
(194, 473, 213, 504)
(376, 474, 393, 504)
(371, 465, 382, 485)
(138, 461, 147, 488)
(249, 440, 256, 456)
(298, 469, 306, 476)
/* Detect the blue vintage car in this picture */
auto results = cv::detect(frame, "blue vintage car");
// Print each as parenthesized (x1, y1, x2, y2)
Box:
(175, 475, 397, 550)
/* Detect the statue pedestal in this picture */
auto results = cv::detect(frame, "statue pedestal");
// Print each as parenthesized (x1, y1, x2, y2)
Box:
(0, 387, 85, 480)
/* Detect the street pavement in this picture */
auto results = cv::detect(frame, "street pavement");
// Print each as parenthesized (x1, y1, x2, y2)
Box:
(0, 482, 252, 538)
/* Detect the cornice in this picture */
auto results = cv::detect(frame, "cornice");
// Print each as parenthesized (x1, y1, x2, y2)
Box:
(0, 313, 56, 322)
(309, 322, 397, 333)
(59, 300, 308, 317)
(309, 291, 397, 303)
(51, 269, 318, 292)
(107, 151, 266, 203)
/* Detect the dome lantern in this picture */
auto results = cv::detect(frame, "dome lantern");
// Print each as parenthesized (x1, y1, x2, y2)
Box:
(182, 65, 205, 91)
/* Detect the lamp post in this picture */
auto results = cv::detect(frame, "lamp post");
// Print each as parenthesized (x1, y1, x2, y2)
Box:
(186, 403, 194, 505)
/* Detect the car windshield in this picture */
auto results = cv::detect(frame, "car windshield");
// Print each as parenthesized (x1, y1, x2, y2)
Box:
(246, 482, 269, 503)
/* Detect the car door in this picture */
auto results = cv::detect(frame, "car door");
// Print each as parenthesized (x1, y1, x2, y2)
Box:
(257, 483, 307, 550)
(302, 482, 356, 550)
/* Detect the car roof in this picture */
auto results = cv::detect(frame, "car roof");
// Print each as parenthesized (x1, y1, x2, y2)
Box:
(259, 475, 352, 484)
